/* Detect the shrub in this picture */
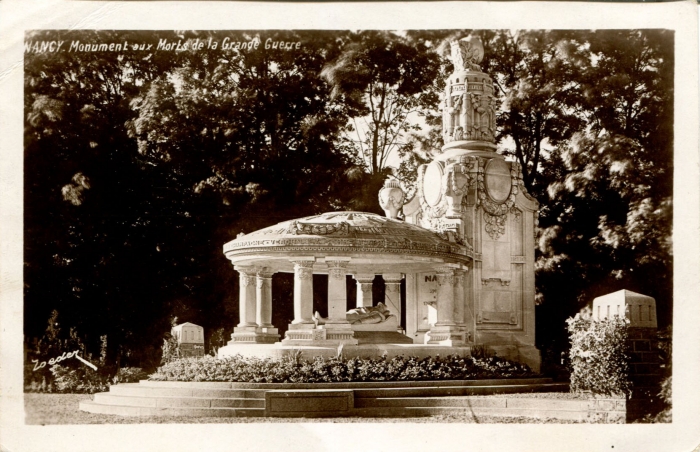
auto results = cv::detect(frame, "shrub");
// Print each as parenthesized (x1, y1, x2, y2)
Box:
(149, 353, 537, 383)
(566, 313, 632, 397)
(161, 334, 181, 365)
(114, 367, 149, 384)
(50, 364, 110, 394)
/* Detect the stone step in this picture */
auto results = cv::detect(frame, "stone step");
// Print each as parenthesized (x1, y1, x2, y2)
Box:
(350, 406, 588, 421)
(109, 384, 266, 399)
(353, 383, 569, 398)
(138, 377, 554, 390)
(94, 393, 265, 408)
(355, 395, 586, 410)
(79, 400, 265, 417)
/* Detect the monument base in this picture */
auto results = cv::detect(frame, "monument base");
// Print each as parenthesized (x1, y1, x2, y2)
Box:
(229, 326, 280, 344)
(281, 323, 359, 346)
(425, 325, 467, 346)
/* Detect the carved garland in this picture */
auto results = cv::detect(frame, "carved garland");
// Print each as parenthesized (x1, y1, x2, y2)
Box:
(476, 158, 520, 240)
(285, 221, 350, 236)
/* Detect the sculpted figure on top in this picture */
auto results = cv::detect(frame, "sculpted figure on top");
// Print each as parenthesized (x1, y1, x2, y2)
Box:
(442, 35, 497, 145)
(450, 36, 485, 72)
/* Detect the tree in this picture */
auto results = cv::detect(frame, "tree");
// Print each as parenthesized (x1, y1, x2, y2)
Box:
(23, 30, 361, 367)
(535, 30, 673, 347)
(322, 31, 442, 177)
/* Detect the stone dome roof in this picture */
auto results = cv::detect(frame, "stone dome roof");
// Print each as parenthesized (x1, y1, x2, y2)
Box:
(223, 212, 470, 272)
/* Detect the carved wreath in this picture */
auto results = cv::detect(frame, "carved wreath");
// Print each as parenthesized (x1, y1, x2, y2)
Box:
(476, 158, 521, 240)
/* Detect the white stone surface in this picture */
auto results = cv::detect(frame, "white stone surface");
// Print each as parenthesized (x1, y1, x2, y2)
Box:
(593, 289, 657, 328)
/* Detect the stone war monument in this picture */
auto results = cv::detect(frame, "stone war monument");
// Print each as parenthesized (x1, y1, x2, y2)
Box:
(217, 35, 541, 371)
(172, 322, 205, 358)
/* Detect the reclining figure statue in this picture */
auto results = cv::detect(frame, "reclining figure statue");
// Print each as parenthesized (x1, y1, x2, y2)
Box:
(313, 302, 395, 326)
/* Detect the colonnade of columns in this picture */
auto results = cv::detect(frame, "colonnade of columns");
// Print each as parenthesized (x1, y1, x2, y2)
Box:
(229, 259, 468, 346)
(231, 266, 280, 343)
(229, 257, 414, 345)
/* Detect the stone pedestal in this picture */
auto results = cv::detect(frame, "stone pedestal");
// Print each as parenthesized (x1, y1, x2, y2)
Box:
(425, 325, 466, 345)
(593, 289, 660, 387)
(230, 326, 280, 344)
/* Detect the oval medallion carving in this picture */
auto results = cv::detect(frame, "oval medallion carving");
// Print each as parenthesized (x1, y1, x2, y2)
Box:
(423, 161, 444, 207)
(484, 158, 511, 203)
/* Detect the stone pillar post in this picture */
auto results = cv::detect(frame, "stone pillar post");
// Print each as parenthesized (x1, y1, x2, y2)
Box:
(425, 266, 466, 346)
(282, 258, 318, 345)
(454, 269, 466, 332)
(326, 259, 351, 323)
(435, 268, 456, 326)
(354, 274, 375, 308)
(291, 259, 315, 325)
(236, 266, 257, 327)
(383, 273, 403, 332)
(227, 266, 279, 345)
(256, 269, 274, 328)
(323, 259, 357, 344)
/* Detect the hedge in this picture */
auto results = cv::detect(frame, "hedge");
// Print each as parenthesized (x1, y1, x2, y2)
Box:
(566, 313, 632, 397)
(149, 353, 537, 383)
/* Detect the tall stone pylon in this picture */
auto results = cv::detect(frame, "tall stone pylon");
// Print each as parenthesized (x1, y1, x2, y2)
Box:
(401, 35, 542, 371)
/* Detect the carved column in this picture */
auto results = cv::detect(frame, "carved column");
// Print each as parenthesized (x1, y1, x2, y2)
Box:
(326, 259, 350, 323)
(291, 259, 315, 325)
(435, 268, 456, 326)
(323, 259, 357, 344)
(354, 274, 375, 308)
(383, 273, 403, 331)
(426, 266, 466, 346)
(236, 266, 257, 327)
(454, 269, 466, 332)
(255, 269, 274, 328)
(228, 266, 279, 345)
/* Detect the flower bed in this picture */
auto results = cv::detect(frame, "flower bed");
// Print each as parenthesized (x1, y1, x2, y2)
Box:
(149, 353, 537, 383)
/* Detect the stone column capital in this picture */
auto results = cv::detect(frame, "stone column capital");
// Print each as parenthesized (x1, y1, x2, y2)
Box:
(239, 272, 256, 287)
(383, 273, 403, 283)
(235, 265, 258, 275)
(326, 259, 350, 280)
(256, 267, 275, 279)
(435, 267, 456, 286)
(353, 273, 376, 284)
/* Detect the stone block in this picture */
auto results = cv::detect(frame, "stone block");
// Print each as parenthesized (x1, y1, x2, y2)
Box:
(265, 390, 354, 417)
(640, 352, 660, 363)
(592, 290, 656, 328)
(517, 345, 541, 373)
(633, 340, 651, 352)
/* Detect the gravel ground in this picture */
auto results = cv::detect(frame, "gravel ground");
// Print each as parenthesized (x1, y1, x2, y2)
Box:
(23, 393, 583, 425)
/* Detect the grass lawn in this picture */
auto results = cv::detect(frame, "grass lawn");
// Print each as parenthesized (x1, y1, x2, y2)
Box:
(24, 393, 583, 425)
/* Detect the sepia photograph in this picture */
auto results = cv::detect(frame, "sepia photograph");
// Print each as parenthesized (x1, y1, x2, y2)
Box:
(1, 2, 699, 452)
